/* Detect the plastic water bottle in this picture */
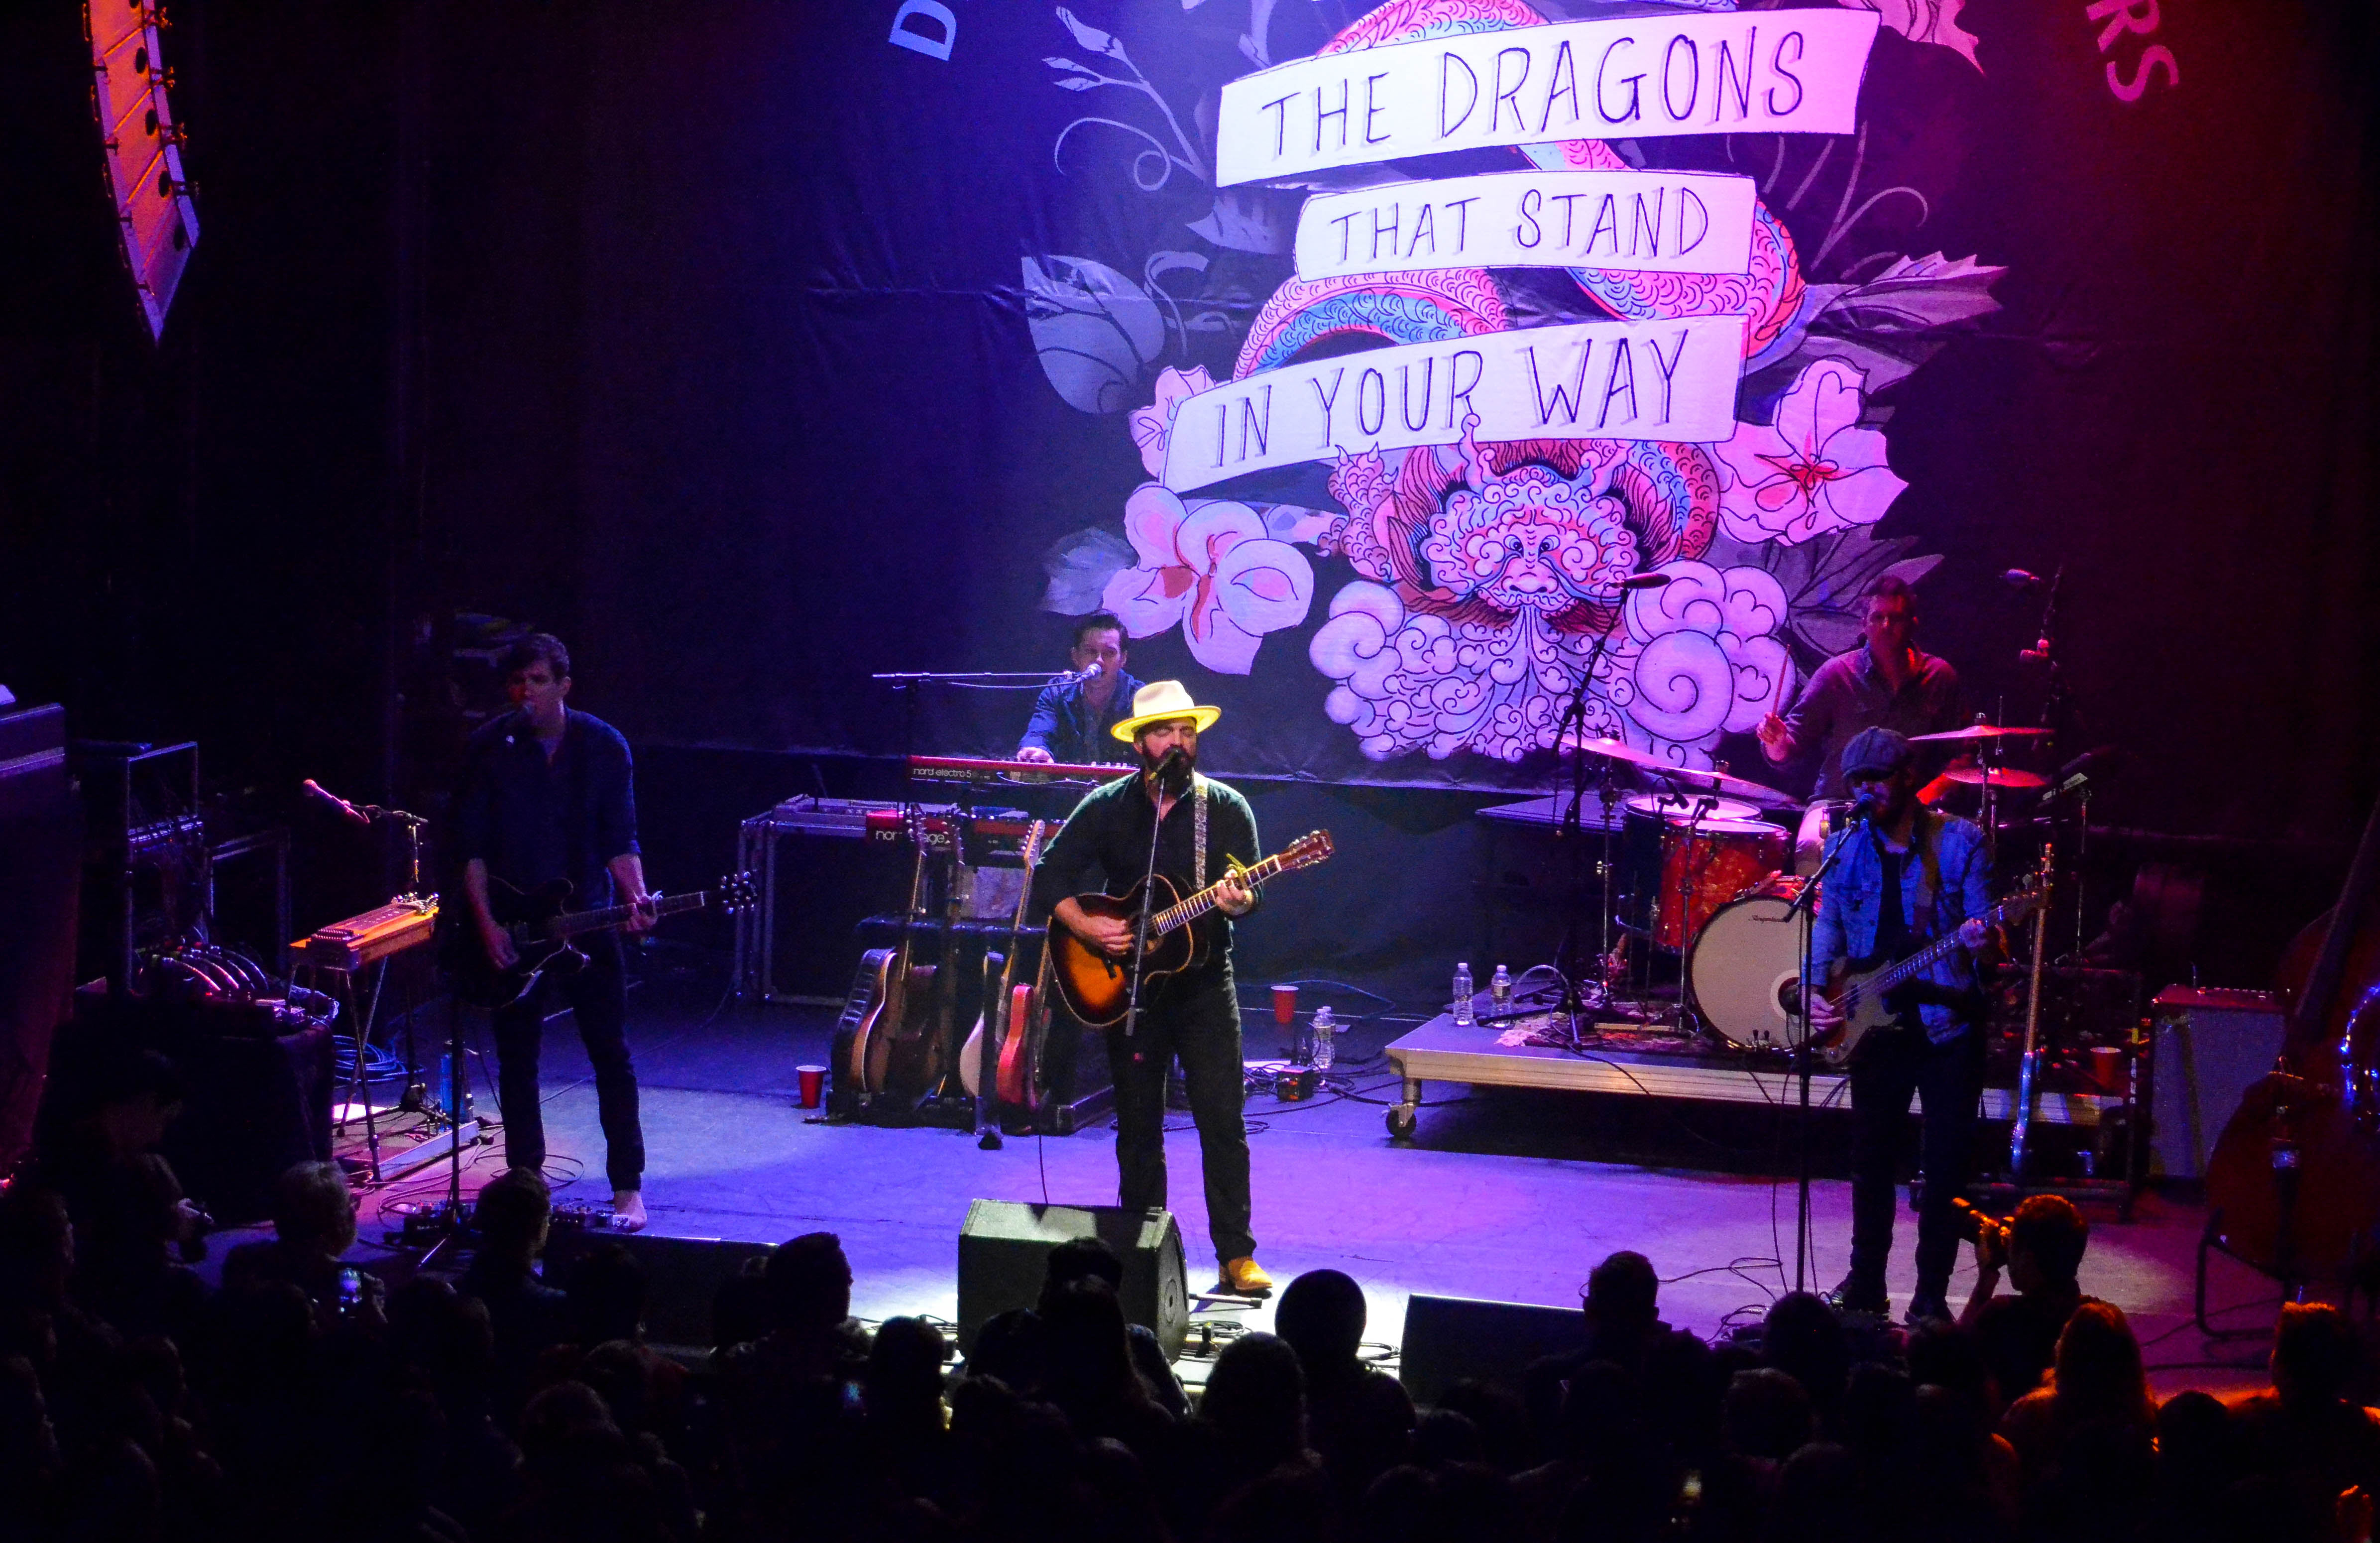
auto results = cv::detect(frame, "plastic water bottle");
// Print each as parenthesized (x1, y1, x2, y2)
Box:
(1490, 963, 1512, 1008)
(1310, 1005, 1336, 1071)
(1452, 963, 1474, 1025)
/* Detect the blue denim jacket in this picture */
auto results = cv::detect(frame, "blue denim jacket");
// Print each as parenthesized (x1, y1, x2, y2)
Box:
(1807, 812, 1991, 1043)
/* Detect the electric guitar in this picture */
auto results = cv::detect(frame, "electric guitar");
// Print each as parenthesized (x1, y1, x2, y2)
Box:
(1809, 882, 2042, 1066)
(1046, 831, 1334, 1029)
(959, 820, 1047, 1098)
(444, 871, 754, 1010)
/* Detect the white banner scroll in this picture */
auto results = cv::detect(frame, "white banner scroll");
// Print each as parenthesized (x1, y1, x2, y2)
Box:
(1159, 315, 1747, 494)
(1293, 169, 1757, 282)
(1216, 10, 1878, 187)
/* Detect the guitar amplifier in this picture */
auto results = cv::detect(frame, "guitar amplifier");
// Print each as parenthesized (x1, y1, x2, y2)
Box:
(2150, 986, 2286, 1180)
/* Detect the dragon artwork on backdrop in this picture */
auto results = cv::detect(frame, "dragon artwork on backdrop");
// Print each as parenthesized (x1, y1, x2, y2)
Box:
(1027, 0, 2002, 771)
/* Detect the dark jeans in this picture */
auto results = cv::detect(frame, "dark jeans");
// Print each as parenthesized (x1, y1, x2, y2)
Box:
(489, 934, 645, 1191)
(1112, 965, 1253, 1265)
(1847, 1023, 1983, 1300)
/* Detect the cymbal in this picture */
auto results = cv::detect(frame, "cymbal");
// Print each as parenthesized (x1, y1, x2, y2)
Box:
(1939, 764, 2048, 790)
(1907, 723, 2053, 743)
(1557, 735, 1798, 808)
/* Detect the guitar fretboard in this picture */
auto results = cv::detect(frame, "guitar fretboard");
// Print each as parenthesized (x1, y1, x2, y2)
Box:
(1151, 851, 1299, 936)
(1859, 896, 2032, 998)
(544, 890, 713, 940)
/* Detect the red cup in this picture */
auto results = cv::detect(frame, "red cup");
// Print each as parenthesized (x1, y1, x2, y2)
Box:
(1271, 984, 1298, 1025)
(796, 1065, 827, 1109)
(2089, 1046, 2126, 1095)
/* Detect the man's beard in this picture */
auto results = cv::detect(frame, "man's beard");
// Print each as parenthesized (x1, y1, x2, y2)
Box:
(1139, 742, 1195, 794)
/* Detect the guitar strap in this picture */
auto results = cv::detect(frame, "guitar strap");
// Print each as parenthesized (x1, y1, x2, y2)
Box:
(1192, 774, 1208, 891)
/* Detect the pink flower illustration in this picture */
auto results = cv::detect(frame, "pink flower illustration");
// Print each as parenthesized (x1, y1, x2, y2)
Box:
(1102, 485, 1313, 674)
(1714, 358, 1908, 546)
(1128, 365, 1216, 477)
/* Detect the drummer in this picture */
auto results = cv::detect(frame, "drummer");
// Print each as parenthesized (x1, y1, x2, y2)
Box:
(1755, 576, 1967, 800)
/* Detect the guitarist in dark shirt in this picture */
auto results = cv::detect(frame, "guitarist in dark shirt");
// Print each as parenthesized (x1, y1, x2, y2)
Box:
(453, 634, 653, 1231)
(1029, 681, 1269, 1297)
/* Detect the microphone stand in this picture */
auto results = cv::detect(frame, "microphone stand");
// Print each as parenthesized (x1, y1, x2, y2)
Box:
(1530, 595, 1633, 1048)
(1782, 803, 1866, 1294)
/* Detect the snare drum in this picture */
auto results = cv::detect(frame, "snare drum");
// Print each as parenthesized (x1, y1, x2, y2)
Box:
(1688, 894, 1808, 1049)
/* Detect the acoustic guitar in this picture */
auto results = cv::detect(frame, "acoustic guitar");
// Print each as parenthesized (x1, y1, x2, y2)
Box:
(960, 821, 1047, 1098)
(843, 810, 935, 1099)
(443, 871, 754, 1010)
(1805, 882, 2040, 1066)
(1046, 830, 1334, 1029)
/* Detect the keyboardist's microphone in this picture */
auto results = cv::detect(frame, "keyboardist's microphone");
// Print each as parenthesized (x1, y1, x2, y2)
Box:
(302, 778, 372, 826)
(1052, 663, 1101, 685)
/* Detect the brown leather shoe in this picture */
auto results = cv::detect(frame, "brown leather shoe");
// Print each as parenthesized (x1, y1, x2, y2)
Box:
(1216, 1257, 1273, 1297)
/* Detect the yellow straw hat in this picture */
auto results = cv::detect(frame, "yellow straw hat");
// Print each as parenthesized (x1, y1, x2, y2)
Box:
(1110, 679, 1222, 741)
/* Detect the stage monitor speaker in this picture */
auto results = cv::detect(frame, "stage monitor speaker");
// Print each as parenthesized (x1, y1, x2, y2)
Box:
(2150, 986, 2287, 1180)
(1398, 1293, 1585, 1406)
(541, 1229, 775, 1351)
(957, 1201, 1187, 1360)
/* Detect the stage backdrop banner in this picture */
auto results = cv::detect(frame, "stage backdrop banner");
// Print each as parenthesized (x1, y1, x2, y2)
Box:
(414, 0, 2380, 837)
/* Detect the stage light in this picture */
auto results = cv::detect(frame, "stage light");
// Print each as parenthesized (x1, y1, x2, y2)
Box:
(86, 0, 201, 340)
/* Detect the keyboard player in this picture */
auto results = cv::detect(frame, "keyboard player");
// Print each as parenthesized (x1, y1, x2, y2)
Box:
(1016, 612, 1143, 766)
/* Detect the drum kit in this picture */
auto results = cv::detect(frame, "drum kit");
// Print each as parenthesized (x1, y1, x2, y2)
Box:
(1553, 722, 2055, 1053)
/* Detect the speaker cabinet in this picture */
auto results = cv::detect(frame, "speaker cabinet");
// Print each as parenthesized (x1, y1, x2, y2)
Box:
(2150, 986, 2287, 1180)
(540, 1230, 775, 1351)
(1398, 1293, 1585, 1405)
(957, 1201, 1187, 1359)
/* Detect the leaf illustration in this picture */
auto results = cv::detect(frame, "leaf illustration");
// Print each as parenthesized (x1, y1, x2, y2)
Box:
(1824, 252, 2007, 333)
(1837, 0, 1983, 73)
(1022, 255, 1166, 414)
(1040, 526, 1138, 614)
(1188, 186, 1295, 254)
(1056, 6, 1123, 58)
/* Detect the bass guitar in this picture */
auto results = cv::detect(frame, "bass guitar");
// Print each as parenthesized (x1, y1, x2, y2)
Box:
(445, 871, 754, 1010)
(1808, 881, 2040, 1066)
(1047, 831, 1334, 1029)
(960, 820, 1047, 1098)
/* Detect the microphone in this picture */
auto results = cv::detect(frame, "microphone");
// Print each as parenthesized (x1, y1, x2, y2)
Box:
(302, 779, 371, 826)
(1052, 663, 1102, 685)
(1617, 573, 1673, 590)
(1152, 745, 1192, 796)
(2002, 569, 2044, 589)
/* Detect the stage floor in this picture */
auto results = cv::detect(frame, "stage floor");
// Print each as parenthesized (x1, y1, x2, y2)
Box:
(351, 983, 2286, 1399)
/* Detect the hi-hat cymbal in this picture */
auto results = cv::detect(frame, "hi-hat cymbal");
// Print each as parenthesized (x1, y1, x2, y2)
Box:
(1557, 735, 1798, 808)
(1907, 723, 2053, 743)
(1939, 764, 2048, 790)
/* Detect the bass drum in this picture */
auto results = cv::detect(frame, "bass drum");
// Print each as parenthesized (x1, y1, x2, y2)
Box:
(1689, 894, 1809, 1050)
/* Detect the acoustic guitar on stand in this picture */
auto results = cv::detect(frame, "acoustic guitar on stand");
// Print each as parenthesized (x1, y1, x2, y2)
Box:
(1046, 831, 1334, 1029)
